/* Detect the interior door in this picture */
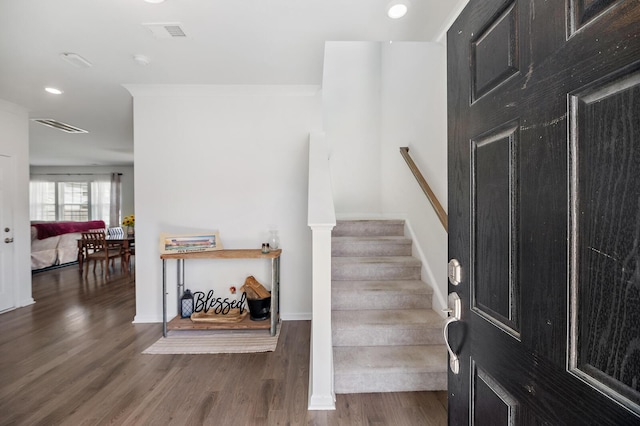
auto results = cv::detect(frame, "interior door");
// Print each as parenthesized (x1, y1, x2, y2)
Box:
(447, 0, 640, 424)
(0, 155, 15, 312)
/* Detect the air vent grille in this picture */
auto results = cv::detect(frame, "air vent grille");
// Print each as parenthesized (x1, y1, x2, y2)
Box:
(32, 119, 88, 134)
(143, 22, 187, 39)
(165, 25, 186, 37)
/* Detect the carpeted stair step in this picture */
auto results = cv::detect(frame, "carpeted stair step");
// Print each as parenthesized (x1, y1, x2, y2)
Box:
(330, 219, 447, 394)
(333, 219, 405, 237)
(332, 256, 421, 281)
(332, 309, 444, 346)
(332, 236, 412, 257)
(333, 345, 447, 393)
(332, 280, 433, 310)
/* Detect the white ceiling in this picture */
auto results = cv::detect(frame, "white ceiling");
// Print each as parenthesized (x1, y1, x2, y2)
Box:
(0, 0, 460, 167)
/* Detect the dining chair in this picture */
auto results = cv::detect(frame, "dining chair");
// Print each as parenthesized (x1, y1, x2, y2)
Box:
(81, 231, 124, 279)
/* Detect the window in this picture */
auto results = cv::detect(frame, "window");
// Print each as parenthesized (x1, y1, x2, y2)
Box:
(30, 175, 118, 225)
(60, 182, 88, 221)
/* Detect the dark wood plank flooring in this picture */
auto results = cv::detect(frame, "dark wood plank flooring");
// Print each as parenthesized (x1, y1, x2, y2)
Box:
(0, 263, 447, 425)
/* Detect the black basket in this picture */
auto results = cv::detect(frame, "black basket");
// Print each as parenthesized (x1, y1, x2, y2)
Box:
(246, 297, 271, 321)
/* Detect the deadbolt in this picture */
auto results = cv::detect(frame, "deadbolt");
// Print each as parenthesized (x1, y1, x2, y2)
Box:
(448, 258, 462, 286)
(4, 227, 9, 232)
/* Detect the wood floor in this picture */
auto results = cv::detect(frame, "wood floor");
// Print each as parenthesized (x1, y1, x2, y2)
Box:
(0, 263, 447, 425)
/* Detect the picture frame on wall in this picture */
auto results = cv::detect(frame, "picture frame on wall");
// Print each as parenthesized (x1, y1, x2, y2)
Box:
(159, 232, 223, 254)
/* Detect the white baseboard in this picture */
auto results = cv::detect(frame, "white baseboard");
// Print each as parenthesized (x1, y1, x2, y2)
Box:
(281, 312, 311, 321)
(308, 394, 336, 411)
(18, 297, 35, 308)
(132, 314, 162, 324)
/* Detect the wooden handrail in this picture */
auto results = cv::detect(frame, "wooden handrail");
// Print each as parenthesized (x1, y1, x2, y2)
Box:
(399, 147, 448, 232)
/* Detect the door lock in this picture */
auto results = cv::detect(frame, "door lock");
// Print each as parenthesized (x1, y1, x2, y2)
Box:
(448, 258, 462, 286)
(4, 237, 14, 243)
(443, 292, 462, 374)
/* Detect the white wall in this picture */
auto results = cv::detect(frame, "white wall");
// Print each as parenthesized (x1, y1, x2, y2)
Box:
(322, 41, 448, 311)
(323, 42, 382, 216)
(0, 99, 33, 308)
(380, 42, 448, 311)
(126, 85, 322, 322)
(29, 165, 135, 224)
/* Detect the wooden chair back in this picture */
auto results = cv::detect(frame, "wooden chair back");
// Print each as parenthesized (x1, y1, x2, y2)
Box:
(81, 231, 123, 279)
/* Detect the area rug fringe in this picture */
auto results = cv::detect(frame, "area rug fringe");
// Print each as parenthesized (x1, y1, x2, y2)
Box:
(142, 327, 280, 354)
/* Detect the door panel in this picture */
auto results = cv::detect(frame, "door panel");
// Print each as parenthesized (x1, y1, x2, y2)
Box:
(569, 0, 621, 34)
(447, 0, 640, 424)
(569, 66, 640, 410)
(471, 2, 520, 102)
(472, 363, 519, 425)
(472, 122, 520, 336)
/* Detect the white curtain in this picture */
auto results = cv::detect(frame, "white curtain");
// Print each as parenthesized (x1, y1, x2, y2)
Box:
(29, 181, 55, 221)
(90, 180, 111, 225)
(109, 173, 122, 228)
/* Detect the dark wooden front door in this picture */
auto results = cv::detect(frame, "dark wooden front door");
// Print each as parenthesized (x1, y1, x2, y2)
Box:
(447, 0, 640, 424)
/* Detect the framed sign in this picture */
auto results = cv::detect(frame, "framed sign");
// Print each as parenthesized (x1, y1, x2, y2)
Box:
(159, 232, 222, 254)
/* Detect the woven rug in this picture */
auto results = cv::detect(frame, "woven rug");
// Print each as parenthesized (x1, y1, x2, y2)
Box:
(142, 327, 280, 355)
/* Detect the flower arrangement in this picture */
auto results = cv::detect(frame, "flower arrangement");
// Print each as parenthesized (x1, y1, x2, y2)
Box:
(122, 214, 135, 227)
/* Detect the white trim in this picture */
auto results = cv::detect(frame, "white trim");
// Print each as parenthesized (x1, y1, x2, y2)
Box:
(404, 219, 448, 318)
(132, 314, 161, 323)
(281, 312, 311, 321)
(123, 84, 321, 98)
(435, 0, 470, 44)
(308, 393, 336, 411)
(17, 298, 35, 308)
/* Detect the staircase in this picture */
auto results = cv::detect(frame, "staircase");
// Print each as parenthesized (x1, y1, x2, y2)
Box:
(332, 219, 447, 393)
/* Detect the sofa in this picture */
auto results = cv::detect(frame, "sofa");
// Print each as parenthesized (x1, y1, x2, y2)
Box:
(31, 220, 106, 270)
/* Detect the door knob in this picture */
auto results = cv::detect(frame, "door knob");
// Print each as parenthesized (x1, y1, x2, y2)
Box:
(443, 292, 462, 374)
(4, 237, 14, 243)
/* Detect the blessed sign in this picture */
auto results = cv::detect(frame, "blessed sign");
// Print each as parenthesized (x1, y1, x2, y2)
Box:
(192, 290, 247, 315)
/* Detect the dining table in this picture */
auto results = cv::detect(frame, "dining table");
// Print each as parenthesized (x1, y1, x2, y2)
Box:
(77, 236, 135, 273)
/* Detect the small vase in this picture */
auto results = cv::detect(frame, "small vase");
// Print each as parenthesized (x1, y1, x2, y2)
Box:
(127, 226, 135, 237)
(268, 230, 280, 249)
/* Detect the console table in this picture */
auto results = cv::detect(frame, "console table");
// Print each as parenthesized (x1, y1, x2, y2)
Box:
(160, 249, 281, 337)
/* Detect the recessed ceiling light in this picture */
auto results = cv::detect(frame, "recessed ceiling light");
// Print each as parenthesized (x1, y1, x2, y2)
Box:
(133, 54, 150, 66)
(387, 2, 409, 19)
(45, 87, 63, 95)
(144, 0, 165, 3)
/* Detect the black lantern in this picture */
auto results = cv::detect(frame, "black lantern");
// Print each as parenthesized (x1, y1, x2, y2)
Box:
(180, 289, 194, 318)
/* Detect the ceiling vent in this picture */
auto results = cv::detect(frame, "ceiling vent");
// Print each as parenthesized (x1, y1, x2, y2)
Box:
(31, 119, 88, 134)
(59, 52, 92, 68)
(143, 22, 187, 39)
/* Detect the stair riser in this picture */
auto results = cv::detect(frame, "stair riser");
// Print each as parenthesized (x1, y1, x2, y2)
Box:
(332, 242, 411, 257)
(332, 293, 432, 310)
(332, 264, 421, 281)
(334, 372, 447, 394)
(333, 221, 405, 237)
(333, 327, 443, 346)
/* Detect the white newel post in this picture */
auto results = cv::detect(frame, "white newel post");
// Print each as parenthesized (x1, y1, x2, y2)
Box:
(308, 225, 335, 410)
(307, 132, 336, 410)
